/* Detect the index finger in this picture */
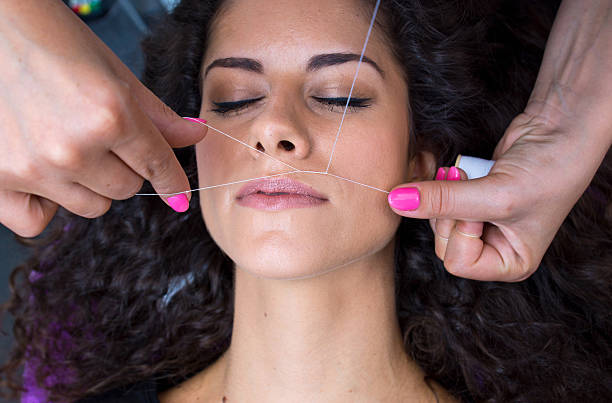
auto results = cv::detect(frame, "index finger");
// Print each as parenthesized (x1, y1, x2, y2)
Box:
(110, 97, 193, 211)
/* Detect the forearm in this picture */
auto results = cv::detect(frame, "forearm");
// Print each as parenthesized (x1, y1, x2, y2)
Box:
(0, 0, 96, 54)
(526, 0, 612, 150)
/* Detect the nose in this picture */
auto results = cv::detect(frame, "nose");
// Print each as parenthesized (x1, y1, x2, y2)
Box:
(247, 101, 312, 162)
(255, 139, 296, 153)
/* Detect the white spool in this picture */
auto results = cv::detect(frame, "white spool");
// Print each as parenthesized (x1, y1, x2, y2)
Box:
(455, 155, 495, 179)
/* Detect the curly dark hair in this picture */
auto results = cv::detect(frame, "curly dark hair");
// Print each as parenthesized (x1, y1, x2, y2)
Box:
(2, 0, 611, 401)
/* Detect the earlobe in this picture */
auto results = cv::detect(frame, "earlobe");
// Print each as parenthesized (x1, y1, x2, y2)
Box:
(407, 150, 437, 181)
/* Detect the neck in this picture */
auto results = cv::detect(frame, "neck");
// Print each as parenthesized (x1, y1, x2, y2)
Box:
(214, 241, 431, 402)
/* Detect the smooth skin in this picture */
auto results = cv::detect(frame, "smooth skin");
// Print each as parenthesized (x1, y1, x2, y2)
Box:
(0, 0, 610, 285)
(161, 2, 447, 401)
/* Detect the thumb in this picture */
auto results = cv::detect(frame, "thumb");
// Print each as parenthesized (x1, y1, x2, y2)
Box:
(132, 81, 207, 148)
(387, 174, 506, 221)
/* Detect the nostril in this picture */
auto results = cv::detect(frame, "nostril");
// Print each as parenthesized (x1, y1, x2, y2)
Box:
(256, 142, 265, 152)
(279, 140, 295, 151)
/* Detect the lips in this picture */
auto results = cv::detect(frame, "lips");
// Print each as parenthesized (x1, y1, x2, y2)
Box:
(236, 177, 328, 210)
(236, 178, 327, 200)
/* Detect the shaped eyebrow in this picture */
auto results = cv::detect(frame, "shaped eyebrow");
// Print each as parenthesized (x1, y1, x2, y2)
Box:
(203, 53, 384, 79)
(204, 57, 263, 77)
(306, 53, 384, 77)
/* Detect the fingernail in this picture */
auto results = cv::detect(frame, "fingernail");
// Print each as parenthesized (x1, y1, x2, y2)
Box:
(183, 117, 207, 124)
(447, 166, 460, 181)
(167, 194, 189, 212)
(388, 187, 420, 211)
(435, 167, 446, 180)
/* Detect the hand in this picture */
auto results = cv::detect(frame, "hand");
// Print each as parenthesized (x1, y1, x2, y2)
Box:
(388, 0, 612, 281)
(0, 0, 207, 237)
(388, 109, 610, 281)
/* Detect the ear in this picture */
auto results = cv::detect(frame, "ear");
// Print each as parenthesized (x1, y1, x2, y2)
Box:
(407, 150, 437, 181)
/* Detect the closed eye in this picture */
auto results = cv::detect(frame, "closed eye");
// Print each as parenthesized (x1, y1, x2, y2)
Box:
(211, 96, 265, 114)
(210, 96, 372, 115)
(312, 96, 372, 113)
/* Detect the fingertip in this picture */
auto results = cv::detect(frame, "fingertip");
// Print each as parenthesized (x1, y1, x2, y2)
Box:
(164, 117, 209, 148)
(167, 193, 190, 213)
(447, 166, 461, 181)
(182, 117, 207, 125)
(388, 186, 420, 211)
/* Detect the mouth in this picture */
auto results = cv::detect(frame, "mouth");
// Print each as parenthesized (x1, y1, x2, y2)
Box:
(236, 177, 328, 210)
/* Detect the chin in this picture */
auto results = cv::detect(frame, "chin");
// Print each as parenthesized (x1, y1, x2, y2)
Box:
(231, 239, 334, 280)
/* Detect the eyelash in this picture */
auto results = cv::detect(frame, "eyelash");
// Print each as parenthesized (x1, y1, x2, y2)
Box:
(211, 96, 371, 115)
(211, 96, 265, 114)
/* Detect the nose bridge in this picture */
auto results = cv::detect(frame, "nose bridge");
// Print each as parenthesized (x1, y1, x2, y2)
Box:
(248, 91, 312, 161)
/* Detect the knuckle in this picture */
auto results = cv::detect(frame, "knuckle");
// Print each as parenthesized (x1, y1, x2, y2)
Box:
(15, 220, 45, 238)
(158, 99, 176, 122)
(510, 253, 539, 282)
(21, 217, 48, 238)
(117, 178, 144, 200)
(45, 142, 84, 170)
(499, 198, 515, 218)
(144, 154, 172, 182)
(15, 226, 43, 239)
(443, 251, 468, 277)
(2, 210, 46, 238)
(80, 198, 112, 219)
(494, 187, 517, 217)
(443, 259, 464, 277)
(429, 182, 454, 218)
(86, 85, 127, 142)
(13, 159, 40, 181)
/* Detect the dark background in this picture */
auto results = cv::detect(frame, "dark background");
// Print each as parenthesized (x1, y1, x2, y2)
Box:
(0, 1, 173, 401)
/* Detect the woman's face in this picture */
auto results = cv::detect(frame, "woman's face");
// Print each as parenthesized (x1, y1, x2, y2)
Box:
(196, 0, 413, 279)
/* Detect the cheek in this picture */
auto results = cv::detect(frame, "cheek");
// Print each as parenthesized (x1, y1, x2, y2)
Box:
(326, 114, 410, 192)
(195, 131, 248, 187)
(195, 140, 233, 251)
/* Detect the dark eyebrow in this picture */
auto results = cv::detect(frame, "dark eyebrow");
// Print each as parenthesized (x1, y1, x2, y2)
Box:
(204, 57, 263, 77)
(306, 53, 384, 77)
(202, 53, 384, 80)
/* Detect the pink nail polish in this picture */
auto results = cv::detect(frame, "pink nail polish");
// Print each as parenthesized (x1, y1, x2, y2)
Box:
(447, 166, 460, 181)
(388, 187, 420, 211)
(167, 194, 189, 212)
(435, 167, 446, 180)
(183, 117, 207, 124)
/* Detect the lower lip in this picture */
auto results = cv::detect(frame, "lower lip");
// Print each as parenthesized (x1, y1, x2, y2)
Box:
(237, 193, 327, 210)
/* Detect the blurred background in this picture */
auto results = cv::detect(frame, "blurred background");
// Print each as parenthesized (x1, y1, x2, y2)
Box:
(0, 1, 177, 400)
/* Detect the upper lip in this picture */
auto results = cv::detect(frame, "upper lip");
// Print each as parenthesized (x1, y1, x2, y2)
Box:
(236, 177, 328, 200)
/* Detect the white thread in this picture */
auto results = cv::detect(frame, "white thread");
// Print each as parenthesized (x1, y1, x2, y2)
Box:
(325, 0, 381, 174)
(136, 170, 300, 196)
(326, 172, 389, 193)
(201, 122, 300, 172)
(135, 118, 390, 196)
(135, 0, 388, 197)
(135, 163, 389, 196)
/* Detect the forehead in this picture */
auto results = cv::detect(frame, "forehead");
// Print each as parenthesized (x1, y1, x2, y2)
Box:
(204, 0, 384, 69)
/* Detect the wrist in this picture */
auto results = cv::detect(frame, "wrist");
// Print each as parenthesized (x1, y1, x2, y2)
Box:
(525, 0, 612, 149)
